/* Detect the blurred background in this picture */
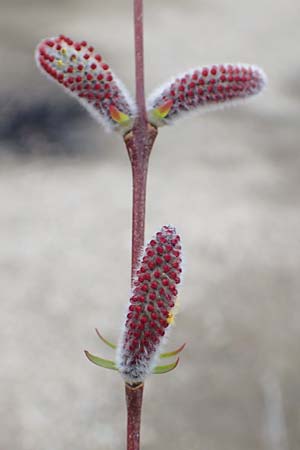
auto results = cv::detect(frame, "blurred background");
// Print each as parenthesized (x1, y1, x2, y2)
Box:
(1, 0, 300, 449)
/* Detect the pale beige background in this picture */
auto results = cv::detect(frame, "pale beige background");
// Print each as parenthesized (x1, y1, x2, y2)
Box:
(1, 1, 300, 449)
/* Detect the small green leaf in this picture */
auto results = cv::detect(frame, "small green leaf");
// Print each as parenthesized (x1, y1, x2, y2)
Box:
(152, 358, 179, 374)
(84, 350, 118, 370)
(95, 328, 117, 349)
(160, 343, 186, 359)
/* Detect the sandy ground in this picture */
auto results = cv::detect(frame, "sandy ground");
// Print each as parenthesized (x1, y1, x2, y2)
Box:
(1, 1, 300, 449)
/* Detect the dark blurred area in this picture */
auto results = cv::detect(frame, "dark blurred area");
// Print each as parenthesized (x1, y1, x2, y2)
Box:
(0, 95, 87, 155)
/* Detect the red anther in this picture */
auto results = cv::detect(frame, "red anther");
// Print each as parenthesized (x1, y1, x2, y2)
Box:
(144, 273, 151, 282)
(77, 64, 84, 71)
(75, 44, 82, 52)
(159, 288, 165, 296)
(157, 246, 164, 254)
(156, 257, 163, 265)
(94, 83, 101, 90)
(151, 313, 158, 320)
(163, 265, 170, 273)
(162, 278, 169, 286)
(141, 316, 147, 324)
(157, 300, 164, 308)
(88, 46, 94, 52)
(97, 74, 103, 81)
(46, 40, 54, 47)
(102, 63, 109, 70)
(141, 284, 149, 292)
(164, 254, 171, 262)
(107, 74, 113, 82)
(127, 312, 133, 319)
(149, 321, 156, 328)
(83, 53, 90, 60)
(210, 66, 217, 75)
(81, 40, 87, 46)
(95, 54, 102, 62)
(179, 85, 185, 92)
(192, 72, 198, 80)
(169, 286, 178, 296)
(90, 63, 97, 70)
(148, 261, 155, 270)
(147, 304, 154, 313)
(202, 68, 208, 77)
(154, 271, 161, 279)
(67, 67, 73, 73)
(147, 249, 154, 257)
(150, 240, 156, 247)
(129, 305, 135, 312)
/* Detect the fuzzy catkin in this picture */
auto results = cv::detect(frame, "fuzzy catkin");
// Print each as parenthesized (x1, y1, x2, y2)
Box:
(117, 226, 182, 384)
(35, 35, 136, 132)
(147, 63, 267, 126)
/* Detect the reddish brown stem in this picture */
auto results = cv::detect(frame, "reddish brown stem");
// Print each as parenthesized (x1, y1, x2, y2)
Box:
(125, 383, 144, 450)
(134, 0, 147, 127)
(122, 3, 158, 450)
(123, 3, 154, 450)
(125, 125, 157, 279)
